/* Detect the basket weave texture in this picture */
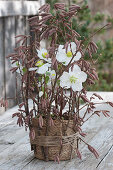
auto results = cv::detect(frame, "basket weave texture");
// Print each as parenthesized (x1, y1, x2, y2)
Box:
(30, 118, 78, 161)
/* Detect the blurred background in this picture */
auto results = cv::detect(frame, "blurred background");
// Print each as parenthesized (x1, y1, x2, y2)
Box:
(0, 0, 113, 113)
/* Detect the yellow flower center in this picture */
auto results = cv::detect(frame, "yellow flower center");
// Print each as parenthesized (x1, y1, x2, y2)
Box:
(70, 75, 77, 83)
(52, 73, 55, 77)
(42, 52, 48, 58)
(35, 60, 44, 67)
(66, 51, 72, 57)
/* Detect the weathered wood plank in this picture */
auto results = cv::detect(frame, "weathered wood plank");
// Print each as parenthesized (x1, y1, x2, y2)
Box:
(5, 16, 16, 109)
(0, 123, 25, 152)
(0, 1, 40, 17)
(40, 0, 45, 6)
(15, 15, 26, 105)
(0, 18, 5, 114)
(0, 134, 30, 166)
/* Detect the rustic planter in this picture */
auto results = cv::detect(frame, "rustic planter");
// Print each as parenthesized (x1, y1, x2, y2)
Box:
(30, 118, 78, 161)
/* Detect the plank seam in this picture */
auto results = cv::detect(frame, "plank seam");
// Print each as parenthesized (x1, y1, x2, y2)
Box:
(21, 156, 35, 170)
(96, 144, 113, 169)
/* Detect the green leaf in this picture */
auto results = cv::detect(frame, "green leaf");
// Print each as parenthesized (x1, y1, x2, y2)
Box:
(42, 86, 44, 93)
(46, 71, 51, 76)
(22, 67, 27, 74)
(45, 76, 50, 83)
(38, 77, 42, 82)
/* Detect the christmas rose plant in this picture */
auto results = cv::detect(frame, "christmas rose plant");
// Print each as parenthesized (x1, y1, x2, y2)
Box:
(2, 3, 113, 162)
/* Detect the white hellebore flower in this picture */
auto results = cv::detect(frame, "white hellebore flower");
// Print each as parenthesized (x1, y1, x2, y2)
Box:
(49, 70, 56, 80)
(56, 42, 81, 65)
(36, 61, 50, 74)
(60, 65, 87, 92)
(29, 60, 50, 75)
(11, 61, 20, 73)
(47, 70, 56, 88)
(37, 48, 51, 63)
(11, 61, 26, 74)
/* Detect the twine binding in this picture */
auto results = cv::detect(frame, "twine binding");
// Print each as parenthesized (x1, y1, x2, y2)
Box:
(31, 133, 78, 146)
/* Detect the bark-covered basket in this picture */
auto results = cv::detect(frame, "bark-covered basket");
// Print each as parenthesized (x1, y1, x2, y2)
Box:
(30, 118, 79, 161)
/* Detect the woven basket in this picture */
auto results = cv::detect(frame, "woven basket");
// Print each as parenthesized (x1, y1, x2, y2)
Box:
(30, 118, 78, 161)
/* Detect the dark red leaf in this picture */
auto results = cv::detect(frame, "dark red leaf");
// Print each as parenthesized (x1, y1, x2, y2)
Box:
(80, 132, 87, 137)
(88, 145, 99, 159)
(49, 117, 54, 126)
(81, 95, 90, 103)
(102, 110, 110, 117)
(29, 128, 35, 140)
(76, 148, 82, 160)
(12, 112, 20, 118)
(19, 102, 25, 108)
(39, 115, 43, 128)
(107, 102, 113, 107)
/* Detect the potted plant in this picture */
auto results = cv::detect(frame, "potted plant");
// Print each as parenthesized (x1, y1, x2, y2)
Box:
(5, 3, 113, 163)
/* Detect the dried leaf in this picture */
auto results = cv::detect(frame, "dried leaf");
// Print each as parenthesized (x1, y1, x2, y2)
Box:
(88, 145, 99, 159)
(94, 111, 101, 117)
(76, 148, 82, 160)
(19, 102, 25, 108)
(39, 4, 50, 13)
(29, 128, 35, 140)
(107, 102, 113, 107)
(10, 67, 18, 73)
(93, 93, 103, 100)
(54, 3, 65, 10)
(81, 95, 90, 103)
(4, 100, 8, 108)
(17, 115, 23, 127)
(49, 117, 54, 126)
(56, 155, 60, 164)
(39, 115, 43, 128)
(80, 132, 87, 137)
(12, 112, 20, 118)
(102, 110, 110, 117)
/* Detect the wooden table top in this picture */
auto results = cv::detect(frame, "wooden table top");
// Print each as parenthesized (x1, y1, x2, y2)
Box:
(0, 92, 113, 170)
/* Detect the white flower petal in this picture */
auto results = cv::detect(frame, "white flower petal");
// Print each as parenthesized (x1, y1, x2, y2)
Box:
(37, 50, 43, 59)
(50, 70, 56, 79)
(36, 63, 50, 74)
(60, 72, 71, 89)
(60, 81, 70, 89)
(73, 51, 81, 61)
(71, 82, 83, 92)
(58, 45, 65, 52)
(69, 64, 81, 73)
(60, 72, 69, 81)
(41, 48, 47, 53)
(56, 53, 66, 63)
(45, 58, 52, 63)
(29, 67, 37, 71)
(16, 69, 20, 73)
(70, 42, 77, 54)
(39, 91, 43, 97)
(77, 71, 87, 82)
